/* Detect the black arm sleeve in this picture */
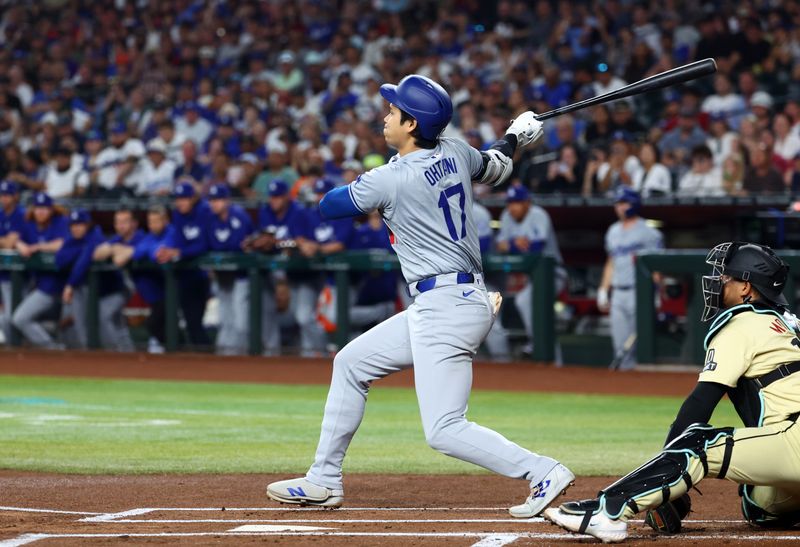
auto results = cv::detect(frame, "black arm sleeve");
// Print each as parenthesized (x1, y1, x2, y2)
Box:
(490, 133, 518, 157)
(663, 381, 728, 445)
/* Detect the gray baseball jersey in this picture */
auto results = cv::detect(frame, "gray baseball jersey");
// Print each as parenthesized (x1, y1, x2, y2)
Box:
(605, 218, 663, 287)
(349, 137, 483, 283)
(472, 202, 493, 243)
(497, 205, 564, 264)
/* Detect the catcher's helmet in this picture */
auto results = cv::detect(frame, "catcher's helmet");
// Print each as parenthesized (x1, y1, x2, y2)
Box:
(380, 75, 453, 140)
(701, 241, 789, 321)
(614, 186, 641, 217)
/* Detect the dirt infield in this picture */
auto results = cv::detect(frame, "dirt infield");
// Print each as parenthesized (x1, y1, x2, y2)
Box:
(2, 350, 796, 545)
(1, 472, 794, 546)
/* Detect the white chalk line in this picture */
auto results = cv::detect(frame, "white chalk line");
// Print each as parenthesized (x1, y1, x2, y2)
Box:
(90, 506, 511, 513)
(4, 531, 800, 542)
(0, 534, 50, 547)
(98, 518, 539, 524)
(470, 535, 520, 547)
(0, 505, 764, 526)
(0, 506, 101, 516)
(80, 508, 154, 522)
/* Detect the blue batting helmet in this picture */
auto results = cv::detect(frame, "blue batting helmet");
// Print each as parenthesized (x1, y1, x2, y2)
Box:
(614, 186, 641, 217)
(380, 75, 453, 140)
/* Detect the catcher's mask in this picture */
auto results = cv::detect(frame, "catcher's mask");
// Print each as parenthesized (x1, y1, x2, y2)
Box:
(701, 241, 789, 321)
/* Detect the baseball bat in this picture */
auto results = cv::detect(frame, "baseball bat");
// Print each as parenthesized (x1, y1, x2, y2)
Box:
(535, 58, 717, 121)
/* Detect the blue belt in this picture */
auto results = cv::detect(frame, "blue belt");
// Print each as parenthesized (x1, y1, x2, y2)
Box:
(613, 285, 634, 290)
(414, 272, 474, 294)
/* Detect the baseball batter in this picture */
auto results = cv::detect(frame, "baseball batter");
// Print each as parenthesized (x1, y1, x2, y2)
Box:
(545, 242, 800, 543)
(268, 75, 573, 517)
(597, 187, 663, 370)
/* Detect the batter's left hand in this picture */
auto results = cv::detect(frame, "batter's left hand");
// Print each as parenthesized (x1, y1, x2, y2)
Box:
(508, 111, 544, 147)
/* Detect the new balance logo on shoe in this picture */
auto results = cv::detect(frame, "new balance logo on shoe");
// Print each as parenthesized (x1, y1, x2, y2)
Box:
(531, 479, 551, 498)
(287, 487, 307, 497)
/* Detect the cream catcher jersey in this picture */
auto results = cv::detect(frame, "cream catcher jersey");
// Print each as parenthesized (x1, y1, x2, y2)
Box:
(348, 137, 485, 284)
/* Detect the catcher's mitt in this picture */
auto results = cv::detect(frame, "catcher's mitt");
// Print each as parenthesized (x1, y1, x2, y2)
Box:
(645, 493, 692, 534)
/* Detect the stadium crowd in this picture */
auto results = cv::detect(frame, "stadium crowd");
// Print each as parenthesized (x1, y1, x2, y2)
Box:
(0, 1, 799, 200)
(0, 0, 800, 354)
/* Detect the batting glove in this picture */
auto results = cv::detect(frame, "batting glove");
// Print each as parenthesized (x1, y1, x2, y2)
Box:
(507, 111, 544, 147)
(596, 287, 609, 310)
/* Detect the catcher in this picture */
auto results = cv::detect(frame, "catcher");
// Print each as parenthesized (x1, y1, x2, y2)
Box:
(545, 241, 800, 543)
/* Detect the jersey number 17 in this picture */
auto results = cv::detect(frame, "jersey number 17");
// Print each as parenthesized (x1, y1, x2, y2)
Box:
(438, 182, 466, 242)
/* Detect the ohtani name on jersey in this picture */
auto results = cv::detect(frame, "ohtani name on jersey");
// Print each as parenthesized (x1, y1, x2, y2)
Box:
(424, 157, 458, 186)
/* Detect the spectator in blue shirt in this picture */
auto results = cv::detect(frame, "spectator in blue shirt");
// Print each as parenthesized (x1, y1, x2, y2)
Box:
(321, 72, 359, 127)
(12, 192, 69, 349)
(206, 183, 254, 355)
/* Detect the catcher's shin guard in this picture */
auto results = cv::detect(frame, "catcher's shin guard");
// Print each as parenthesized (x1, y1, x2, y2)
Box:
(740, 485, 800, 528)
(569, 424, 734, 521)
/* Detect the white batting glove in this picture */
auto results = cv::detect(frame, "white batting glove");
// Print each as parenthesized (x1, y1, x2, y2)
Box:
(488, 291, 503, 316)
(507, 111, 544, 147)
(596, 287, 609, 311)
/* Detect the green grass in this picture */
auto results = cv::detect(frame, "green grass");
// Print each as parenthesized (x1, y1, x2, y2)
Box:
(0, 375, 739, 475)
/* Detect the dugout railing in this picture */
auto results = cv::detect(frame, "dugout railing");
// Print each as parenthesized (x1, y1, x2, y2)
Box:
(0, 252, 557, 361)
(635, 250, 800, 365)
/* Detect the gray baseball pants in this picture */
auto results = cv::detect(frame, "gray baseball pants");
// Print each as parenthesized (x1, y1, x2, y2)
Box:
(12, 289, 60, 349)
(99, 291, 134, 352)
(216, 278, 249, 355)
(610, 287, 636, 370)
(305, 279, 559, 491)
(0, 280, 11, 342)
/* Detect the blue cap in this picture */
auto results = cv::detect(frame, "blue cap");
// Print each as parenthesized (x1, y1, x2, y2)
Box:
(184, 101, 200, 112)
(86, 129, 103, 141)
(110, 122, 128, 135)
(312, 177, 335, 194)
(268, 179, 289, 197)
(32, 192, 53, 207)
(69, 209, 91, 224)
(172, 181, 196, 198)
(506, 184, 530, 203)
(0, 180, 19, 195)
(208, 183, 231, 199)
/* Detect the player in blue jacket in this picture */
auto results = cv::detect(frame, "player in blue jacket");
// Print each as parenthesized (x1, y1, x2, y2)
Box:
(0, 180, 26, 342)
(56, 210, 111, 348)
(268, 75, 573, 516)
(246, 179, 310, 355)
(206, 183, 254, 354)
(12, 192, 69, 349)
(155, 182, 212, 349)
(109, 206, 174, 352)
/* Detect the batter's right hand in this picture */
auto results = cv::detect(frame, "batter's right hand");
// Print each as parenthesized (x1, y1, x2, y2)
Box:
(508, 111, 544, 147)
(596, 287, 609, 311)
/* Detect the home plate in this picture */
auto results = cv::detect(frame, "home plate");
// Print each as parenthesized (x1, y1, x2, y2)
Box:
(230, 524, 333, 532)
